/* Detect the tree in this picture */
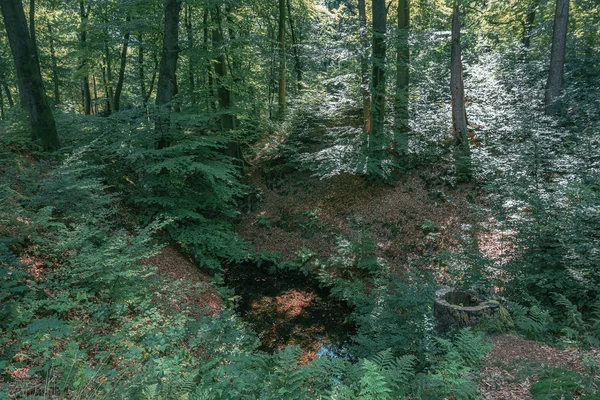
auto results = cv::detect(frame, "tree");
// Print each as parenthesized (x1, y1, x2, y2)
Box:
(450, 0, 471, 181)
(369, 0, 386, 160)
(278, 0, 286, 118)
(1, 0, 59, 150)
(155, 0, 182, 148)
(522, 0, 540, 49)
(78, 0, 91, 115)
(287, 0, 302, 91)
(358, 0, 370, 133)
(544, 0, 570, 116)
(113, 15, 131, 112)
(394, 0, 410, 156)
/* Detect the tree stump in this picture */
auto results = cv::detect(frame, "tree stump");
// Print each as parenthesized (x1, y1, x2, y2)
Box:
(434, 288, 499, 332)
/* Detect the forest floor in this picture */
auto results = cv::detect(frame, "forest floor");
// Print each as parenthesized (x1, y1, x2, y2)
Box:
(227, 151, 600, 398)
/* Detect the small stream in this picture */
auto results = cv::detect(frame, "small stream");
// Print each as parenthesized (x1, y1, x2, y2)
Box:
(224, 262, 355, 358)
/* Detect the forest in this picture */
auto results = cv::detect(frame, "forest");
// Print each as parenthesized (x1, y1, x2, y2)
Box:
(0, 0, 599, 398)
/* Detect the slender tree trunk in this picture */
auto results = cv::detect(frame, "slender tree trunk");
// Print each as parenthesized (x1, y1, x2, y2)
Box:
(2, 82, 14, 107)
(104, 39, 115, 113)
(203, 9, 215, 111)
(0, 0, 59, 150)
(394, 0, 410, 156)
(0, 62, 15, 107)
(184, 5, 196, 105)
(211, 7, 235, 132)
(29, 0, 40, 66)
(211, 7, 245, 170)
(79, 1, 91, 115)
(101, 65, 109, 112)
(138, 34, 158, 104)
(277, 0, 286, 118)
(358, 0, 370, 133)
(287, 0, 302, 91)
(522, 0, 539, 49)
(92, 75, 98, 114)
(544, 0, 569, 116)
(450, 0, 471, 181)
(138, 33, 147, 102)
(0, 86, 5, 119)
(48, 23, 60, 104)
(113, 15, 130, 112)
(369, 0, 386, 158)
(155, 0, 181, 148)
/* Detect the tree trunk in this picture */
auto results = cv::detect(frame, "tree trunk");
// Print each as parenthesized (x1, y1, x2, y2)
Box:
(211, 7, 235, 132)
(0, 86, 5, 119)
(394, 0, 410, 156)
(155, 0, 181, 148)
(28, 0, 40, 66)
(103, 39, 114, 113)
(184, 5, 196, 105)
(2, 82, 14, 107)
(92, 75, 98, 114)
(369, 0, 386, 158)
(544, 0, 569, 116)
(48, 23, 60, 104)
(0, 60, 15, 107)
(287, 0, 302, 91)
(450, 0, 471, 181)
(522, 0, 539, 49)
(0, 0, 59, 150)
(113, 15, 131, 112)
(79, 1, 91, 115)
(203, 9, 215, 111)
(277, 0, 286, 118)
(358, 0, 370, 133)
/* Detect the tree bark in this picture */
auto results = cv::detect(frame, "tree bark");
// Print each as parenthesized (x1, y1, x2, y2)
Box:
(0, 0, 59, 150)
(0, 60, 15, 107)
(544, 0, 569, 116)
(48, 23, 60, 104)
(0, 85, 5, 119)
(277, 0, 286, 118)
(394, 0, 410, 156)
(103, 39, 115, 113)
(211, 7, 235, 132)
(184, 5, 196, 105)
(203, 9, 215, 111)
(369, 0, 386, 158)
(92, 75, 98, 114)
(450, 0, 471, 181)
(79, 1, 91, 115)
(28, 0, 40, 66)
(522, 0, 539, 49)
(113, 15, 131, 112)
(287, 0, 302, 91)
(358, 0, 370, 133)
(155, 0, 181, 148)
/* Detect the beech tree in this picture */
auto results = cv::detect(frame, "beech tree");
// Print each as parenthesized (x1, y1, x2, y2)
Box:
(358, 0, 370, 133)
(545, 0, 570, 116)
(369, 0, 386, 160)
(450, 0, 471, 181)
(278, 0, 286, 118)
(394, 0, 410, 156)
(1, 0, 59, 150)
(155, 0, 182, 148)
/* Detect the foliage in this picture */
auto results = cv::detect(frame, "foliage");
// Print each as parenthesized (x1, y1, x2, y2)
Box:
(530, 368, 600, 400)
(98, 111, 249, 272)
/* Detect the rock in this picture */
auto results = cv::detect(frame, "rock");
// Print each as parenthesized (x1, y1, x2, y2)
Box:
(434, 288, 499, 332)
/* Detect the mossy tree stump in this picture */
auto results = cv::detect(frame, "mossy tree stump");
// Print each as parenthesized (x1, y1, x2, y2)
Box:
(434, 288, 499, 332)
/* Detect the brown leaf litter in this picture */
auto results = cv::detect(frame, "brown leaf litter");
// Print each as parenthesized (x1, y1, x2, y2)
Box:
(480, 334, 600, 399)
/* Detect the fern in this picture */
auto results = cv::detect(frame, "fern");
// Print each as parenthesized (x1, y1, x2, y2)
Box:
(359, 359, 392, 400)
(512, 303, 552, 338)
